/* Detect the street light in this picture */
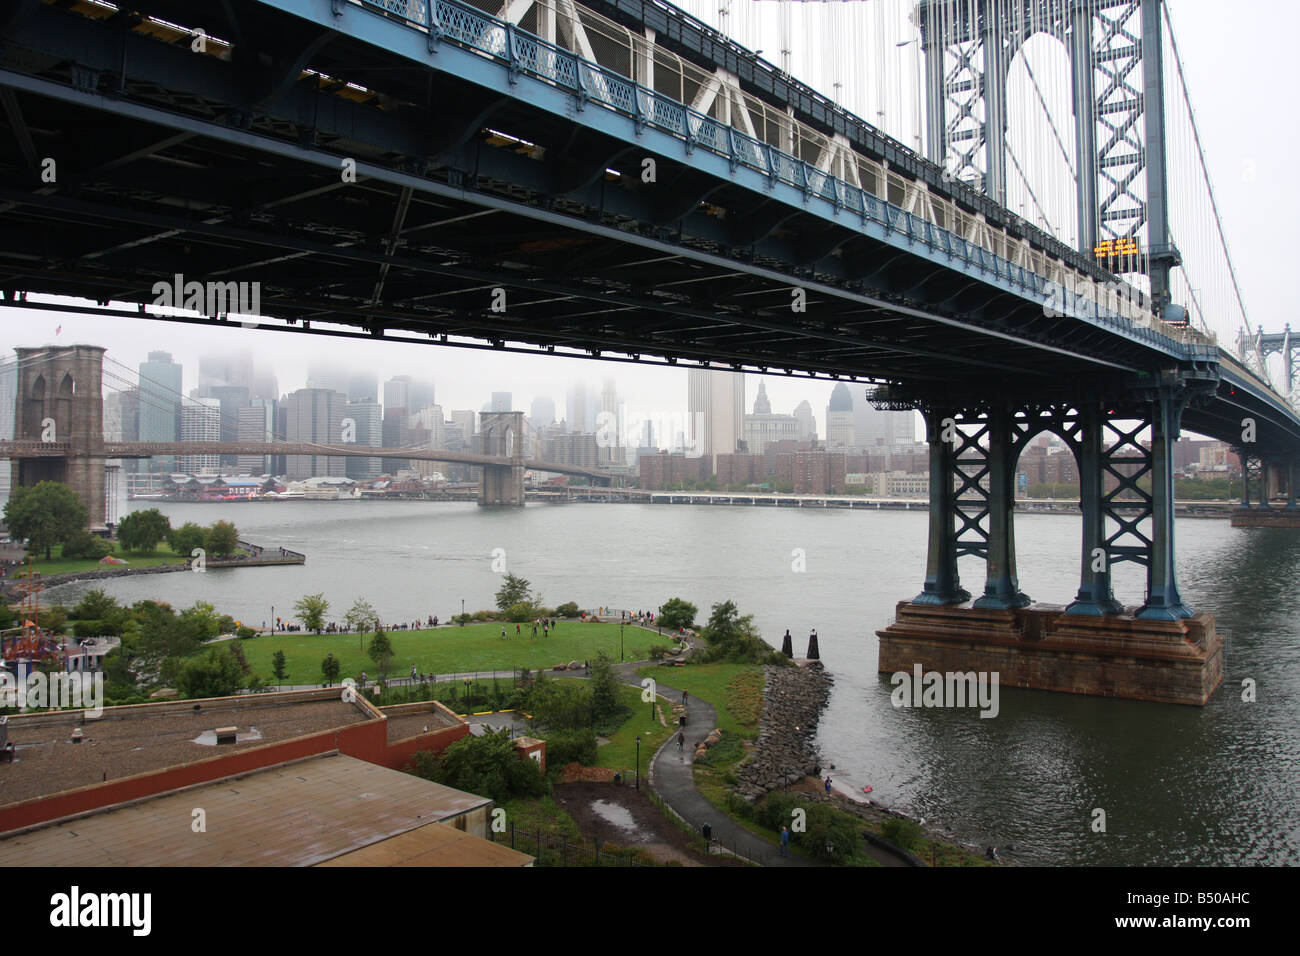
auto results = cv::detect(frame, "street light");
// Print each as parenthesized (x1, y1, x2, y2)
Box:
(635, 735, 641, 791)
(620, 622, 625, 662)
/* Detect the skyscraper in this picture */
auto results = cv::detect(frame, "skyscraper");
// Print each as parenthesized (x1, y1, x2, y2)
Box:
(284, 387, 345, 479)
(530, 396, 556, 428)
(383, 375, 412, 417)
(305, 361, 349, 395)
(744, 380, 799, 454)
(793, 400, 816, 440)
(345, 399, 383, 480)
(346, 372, 379, 404)
(489, 391, 512, 412)
(236, 400, 277, 475)
(139, 350, 183, 474)
(566, 383, 589, 433)
(179, 397, 221, 474)
(598, 378, 622, 465)
(826, 383, 855, 449)
(687, 369, 745, 461)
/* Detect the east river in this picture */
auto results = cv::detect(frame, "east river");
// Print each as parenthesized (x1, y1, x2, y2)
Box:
(52, 498, 1300, 866)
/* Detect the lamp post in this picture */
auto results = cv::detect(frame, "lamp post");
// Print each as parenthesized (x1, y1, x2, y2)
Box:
(620, 622, 625, 662)
(635, 735, 641, 791)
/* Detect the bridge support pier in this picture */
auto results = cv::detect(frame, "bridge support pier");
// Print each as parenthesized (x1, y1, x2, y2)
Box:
(877, 390, 1222, 705)
(478, 411, 524, 507)
(1229, 452, 1300, 526)
(9, 345, 108, 530)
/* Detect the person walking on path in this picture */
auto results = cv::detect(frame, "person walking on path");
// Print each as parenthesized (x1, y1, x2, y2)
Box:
(780, 826, 790, 858)
(677, 731, 684, 751)
(824, 775, 833, 797)
(682, 690, 688, 705)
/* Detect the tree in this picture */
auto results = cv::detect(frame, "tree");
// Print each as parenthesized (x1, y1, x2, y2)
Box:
(116, 508, 171, 552)
(658, 597, 697, 631)
(344, 597, 380, 634)
(408, 726, 546, 804)
(72, 588, 120, 622)
(167, 522, 206, 558)
(588, 651, 621, 722)
(3, 481, 88, 559)
(495, 573, 533, 612)
(294, 593, 329, 634)
(697, 600, 780, 664)
(271, 650, 288, 689)
(321, 653, 341, 686)
(177, 647, 245, 699)
(527, 674, 593, 732)
(204, 520, 239, 557)
(367, 629, 395, 674)
(179, 601, 225, 641)
(70, 588, 130, 637)
(61, 530, 112, 559)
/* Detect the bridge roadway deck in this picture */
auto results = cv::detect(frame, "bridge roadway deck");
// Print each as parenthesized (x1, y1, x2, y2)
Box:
(0, 0, 1296, 450)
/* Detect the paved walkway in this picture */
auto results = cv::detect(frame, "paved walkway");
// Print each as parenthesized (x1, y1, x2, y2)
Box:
(610, 660, 816, 866)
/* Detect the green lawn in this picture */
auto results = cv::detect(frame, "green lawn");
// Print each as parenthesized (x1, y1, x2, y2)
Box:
(238, 621, 662, 685)
(21, 542, 190, 576)
(637, 662, 764, 740)
(594, 682, 675, 777)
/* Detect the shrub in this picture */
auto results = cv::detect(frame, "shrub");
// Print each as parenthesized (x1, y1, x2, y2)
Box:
(62, 530, 112, 560)
(658, 597, 697, 631)
(544, 728, 598, 766)
(881, 817, 923, 852)
(407, 727, 547, 804)
(756, 794, 861, 864)
(555, 601, 580, 618)
(505, 601, 542, 623)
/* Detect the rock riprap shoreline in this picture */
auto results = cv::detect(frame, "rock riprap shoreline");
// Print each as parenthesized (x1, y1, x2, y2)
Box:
(734, 662, 832, 802)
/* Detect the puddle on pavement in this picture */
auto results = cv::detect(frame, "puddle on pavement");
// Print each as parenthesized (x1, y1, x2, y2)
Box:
(590, 799, 638, 831)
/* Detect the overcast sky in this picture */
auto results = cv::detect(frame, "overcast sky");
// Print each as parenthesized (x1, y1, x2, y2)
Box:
(1, 0, 1293, 437)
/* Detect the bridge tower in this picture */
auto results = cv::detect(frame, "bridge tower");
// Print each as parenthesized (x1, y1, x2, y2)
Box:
(918, 0, 1180, 316)
(478, 411, 524, 507)
(10, 345, 108, 529)
(876, 374, 1225, 706)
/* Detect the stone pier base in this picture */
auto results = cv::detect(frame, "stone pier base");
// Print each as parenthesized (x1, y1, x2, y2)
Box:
(877, 602, 1224, 706)
(1230, 508, 1300, 528)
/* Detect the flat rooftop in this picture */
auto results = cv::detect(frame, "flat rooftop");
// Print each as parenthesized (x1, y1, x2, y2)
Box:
(0, 691, 373, 808)
(383, 704, 463, 744)
(0, 753, 521, 867)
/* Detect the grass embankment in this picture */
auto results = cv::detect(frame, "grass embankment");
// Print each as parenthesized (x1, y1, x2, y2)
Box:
(236, 621, 660, 685)
(636, 662, 765, 813)
(20, 542, 190, 576)
(593, 682, 675, 776)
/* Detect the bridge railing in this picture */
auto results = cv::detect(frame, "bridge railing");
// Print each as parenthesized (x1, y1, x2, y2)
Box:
(337, 0, 1206, 356)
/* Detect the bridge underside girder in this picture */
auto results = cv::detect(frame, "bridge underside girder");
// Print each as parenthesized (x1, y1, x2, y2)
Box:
(0, 0, 1190, 396)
